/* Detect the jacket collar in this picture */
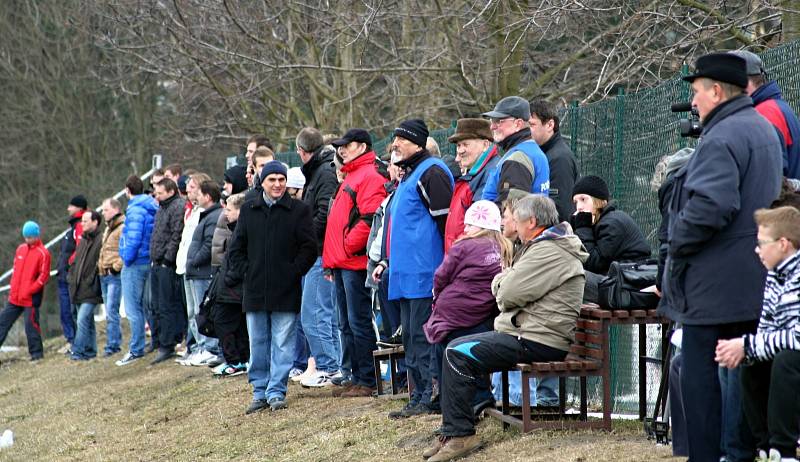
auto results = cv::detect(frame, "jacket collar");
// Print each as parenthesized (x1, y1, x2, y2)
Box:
(341, 150, 377, 174)
(302, 146, 334, 177)
(396, 150, 431, 173)
(751, 80, 782, 106)
(251, 191, 292, 210)
(772, 249, 800, 285)
(463, 144, 499, 178)
(107, 213, 125, 231)
(538, 131, 562, 153)
(69, 210, 85, 226)
(159, 193, 178, 208)
(498, 128, 533, 153)
(199, 202, 221, 220)
(701, 95, 753, 134)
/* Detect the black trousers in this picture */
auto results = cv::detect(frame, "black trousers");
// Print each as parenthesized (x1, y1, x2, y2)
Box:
(0, 300, 43, 359)
(681, 322, 757, 462)
(213, 302, 249, 365)
(440, 331, 566, 437)
(150, 265, 184, 350)
(741, 349, 800, 458)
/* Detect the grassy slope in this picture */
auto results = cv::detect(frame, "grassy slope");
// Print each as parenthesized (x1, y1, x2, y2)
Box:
(0, 335, 680, 462)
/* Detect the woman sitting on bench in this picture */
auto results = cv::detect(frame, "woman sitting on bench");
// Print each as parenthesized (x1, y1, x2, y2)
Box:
(422, 195, 587, 462)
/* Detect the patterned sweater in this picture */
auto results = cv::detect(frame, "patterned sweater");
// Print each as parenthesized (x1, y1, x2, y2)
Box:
(744, 250, 800, 362)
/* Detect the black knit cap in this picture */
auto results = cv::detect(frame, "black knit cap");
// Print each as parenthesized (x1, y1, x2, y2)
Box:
(69, 194, 88, 209)
(572, 175, 610, 201)
(394, 118, 429, 148)
(224, 165, 248, 194)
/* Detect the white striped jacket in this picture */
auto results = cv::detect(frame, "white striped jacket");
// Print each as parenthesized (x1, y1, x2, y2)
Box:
(745, 250, 800, 362)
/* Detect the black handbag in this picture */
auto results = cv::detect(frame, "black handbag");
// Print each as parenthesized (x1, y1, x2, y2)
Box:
(597, 259, 660, 310)
(196, 277, 218, 338)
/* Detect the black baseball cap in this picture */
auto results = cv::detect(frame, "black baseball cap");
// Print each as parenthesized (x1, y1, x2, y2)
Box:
(682, 53, 748, 88)
(331, 128, 372, 148)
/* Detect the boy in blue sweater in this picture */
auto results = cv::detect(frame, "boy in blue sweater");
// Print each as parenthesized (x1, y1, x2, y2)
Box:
(716, 206, 800, 462)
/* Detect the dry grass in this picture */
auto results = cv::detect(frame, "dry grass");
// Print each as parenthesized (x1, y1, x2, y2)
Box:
(0, 329, 681, 462)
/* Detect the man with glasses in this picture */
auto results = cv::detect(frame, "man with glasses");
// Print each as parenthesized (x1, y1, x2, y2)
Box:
(481, 96, 550, 205)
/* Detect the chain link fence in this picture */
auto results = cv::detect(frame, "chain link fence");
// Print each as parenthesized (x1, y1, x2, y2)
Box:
(273, 40, 800, 414)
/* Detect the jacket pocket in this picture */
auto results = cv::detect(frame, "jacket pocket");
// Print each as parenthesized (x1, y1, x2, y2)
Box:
(666, 257, 689, 313)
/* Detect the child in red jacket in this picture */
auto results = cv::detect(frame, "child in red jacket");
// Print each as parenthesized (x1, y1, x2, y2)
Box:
(0, 221, 51, 360)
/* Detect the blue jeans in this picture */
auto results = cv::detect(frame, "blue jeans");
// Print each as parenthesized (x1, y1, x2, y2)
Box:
(246, 310, 297, 401)
(101, 274, 122, 354)
(57, 279, 75, 343)
(334, 269, 377, 388)
(292, 318, 309, 371)
(300, 258, 340, 373)
(536, 377, 559, 406)
(187, 278, 219, 355)
(72, 303, 97, 359)
(121, 264, 150, 356)
(720, 366, 757, 462)
(398, 297, 434, 405)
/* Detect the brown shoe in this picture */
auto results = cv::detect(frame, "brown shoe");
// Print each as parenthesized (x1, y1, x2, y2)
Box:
(427, 435, 482, 462)
(422, 436, 446, 459)
(331, 383, 354, 397)
(339, 384, 376, 398)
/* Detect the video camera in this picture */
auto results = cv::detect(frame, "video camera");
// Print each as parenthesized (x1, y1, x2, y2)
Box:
(671, 102, 702, 138)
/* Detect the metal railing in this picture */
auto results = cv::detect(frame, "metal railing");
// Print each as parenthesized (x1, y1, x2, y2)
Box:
(0, 155, 162, 294)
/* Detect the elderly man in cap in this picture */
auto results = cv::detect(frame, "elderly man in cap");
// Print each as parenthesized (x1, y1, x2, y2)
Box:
(659, 52, 783, 461)
(372, 118, 454, 418)
(322, 128, 388, 396)
(730, 50, 800, 180)
(443, 118, 501, 252)
(481, 96, 550, 205)
(227, 160, 317, 413)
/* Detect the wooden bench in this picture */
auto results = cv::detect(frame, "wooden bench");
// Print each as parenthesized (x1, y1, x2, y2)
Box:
(485, 314, 612, 432)
(372, 345, 413, 399)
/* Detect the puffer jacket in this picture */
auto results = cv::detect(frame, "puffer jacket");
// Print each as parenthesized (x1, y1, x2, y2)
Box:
(424, 237, 502, 344)
(301, 145, 338, 255)
(215, 220, 243, 305)
(210, 211, 231, 267)
(150, 194, 186, 266)
(68, 227, 104, 305)
(98, 213, 125, 275)
(572, 202, 651, 275)
(119, 194, 158, 267)
(492, 223, 588, 352)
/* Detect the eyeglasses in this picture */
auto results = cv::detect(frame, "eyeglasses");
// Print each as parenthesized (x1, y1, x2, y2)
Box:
(489, 117, 515, 127)
(756, 238, 780, 248)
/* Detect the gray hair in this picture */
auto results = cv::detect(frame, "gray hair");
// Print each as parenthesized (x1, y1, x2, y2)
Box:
(513, 195, 559, 228)
(426, 137, 440, 157)
(296, 127, 323, 153)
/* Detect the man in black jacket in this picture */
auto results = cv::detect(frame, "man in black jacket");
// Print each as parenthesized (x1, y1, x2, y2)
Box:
(185, 180, 224, 363)
(68, 211, 104, 360)
(56, 195, 88, 352)
(227, 161, 317, 414)
(661, 52, 783, 462)
(149, 178, 186, 364)
(529, 99, 579, 222)
(295, 127, 342, 387)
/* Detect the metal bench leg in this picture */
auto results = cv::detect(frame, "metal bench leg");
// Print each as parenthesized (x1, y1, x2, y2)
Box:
(639, 324, 646, 420)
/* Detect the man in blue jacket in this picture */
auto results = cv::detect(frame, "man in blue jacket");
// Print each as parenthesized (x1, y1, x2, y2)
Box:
(116, 175, 158, 366)
(481, 96, 550, 205)
(660, 52, 783, 462)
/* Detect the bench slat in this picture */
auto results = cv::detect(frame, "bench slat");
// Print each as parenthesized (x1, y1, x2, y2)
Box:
(574, 331, 603, 345)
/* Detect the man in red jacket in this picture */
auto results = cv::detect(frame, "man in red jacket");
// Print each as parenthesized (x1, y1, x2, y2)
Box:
(323, 128, 388, 397)
(0, 221, 52, 360)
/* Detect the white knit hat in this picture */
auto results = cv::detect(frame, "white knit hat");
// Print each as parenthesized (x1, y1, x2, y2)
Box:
(464, 200, 501, 232)
(286, 167, 306, 189)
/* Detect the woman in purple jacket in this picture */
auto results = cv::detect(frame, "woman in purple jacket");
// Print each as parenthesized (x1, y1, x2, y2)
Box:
(424, 200, 513, 412)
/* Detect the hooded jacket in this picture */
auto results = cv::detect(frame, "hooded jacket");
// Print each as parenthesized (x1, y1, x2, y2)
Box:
(98, 213, 125, 275)
(424, 236, 503, 344)
(9, 239, 51, 307)
(301, 145, 338, 255)
(492, 223, 588, 352)
(119, 194, 158, 267)
(751, 80, 800, 179)
(68, 226, 103, 305)
(57, 210, 84, 281)
(150, 193, 186, 266)
(323, 151, 388, 270)
(660, 95, 783, 325)
(211, 211, 231, 268)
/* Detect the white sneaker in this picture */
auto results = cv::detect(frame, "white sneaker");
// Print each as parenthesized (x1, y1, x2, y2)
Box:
(300, 371, 335, 388)
(289, 368, 305, 382)
(115, 352, 143, 367)
(769, 448, 799, 462)
(212, 362, 228, 375)
(188, 350, 215, 366)
(176, 351, 197, 366)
